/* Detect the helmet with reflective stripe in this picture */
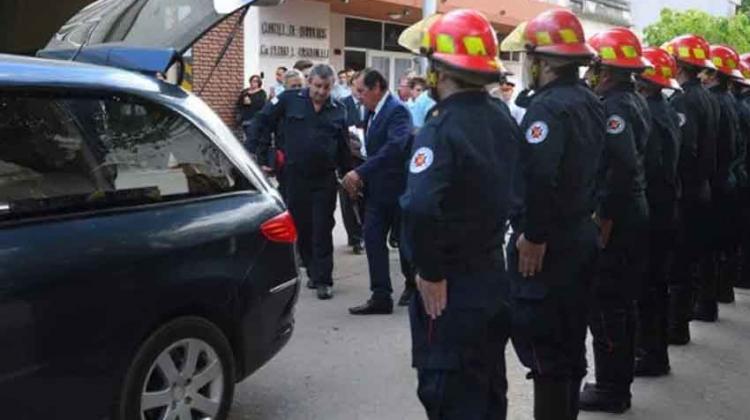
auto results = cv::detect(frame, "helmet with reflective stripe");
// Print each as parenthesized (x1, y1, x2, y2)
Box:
(736, 61, 750, 87)
(589, 27, 651, 70)
(664, 34, 716, 70)
(521, 9, 595, 58)
(640, 47, 680, 90)
(709, 44, 743, 79)
(422, 9, 504, 76)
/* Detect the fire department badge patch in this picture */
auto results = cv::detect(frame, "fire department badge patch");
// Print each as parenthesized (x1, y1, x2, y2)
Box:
(606, 115, 626, 135)
(525, 121, 549, 144)
(409, 147, 434, 174)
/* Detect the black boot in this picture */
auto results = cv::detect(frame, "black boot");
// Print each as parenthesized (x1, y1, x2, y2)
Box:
(668, 285, 692, 345)
(634, 355, 671, 377)
(568, 378, 583, 420)
(579, 382, 631, 414)
(692, 300, 718, 322)
(534, 378, 569, 420)
(717, 254, 736, 303)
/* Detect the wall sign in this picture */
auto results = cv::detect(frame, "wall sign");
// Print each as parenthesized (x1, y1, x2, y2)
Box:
(260, 45, 330, 58)
(261, 22, 328, 40)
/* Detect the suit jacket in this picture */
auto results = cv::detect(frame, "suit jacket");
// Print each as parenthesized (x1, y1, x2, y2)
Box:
(342, 95, 365, 128)
(357, 93, 413, 205)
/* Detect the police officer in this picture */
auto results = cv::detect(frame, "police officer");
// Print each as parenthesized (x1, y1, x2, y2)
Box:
(634, 47, 682, 377)
(398, 9, 519, 419)
(252, 64, 352, 300)
(664, 34, 720, 343)
(703, 45, 745, 307)
(501, 9, 604, 420)
(580, 27, 652, 413)
(734, 54, 750, 289)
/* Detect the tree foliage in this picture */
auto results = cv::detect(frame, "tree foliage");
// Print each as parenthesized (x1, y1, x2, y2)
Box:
(643, 8, 750, 53)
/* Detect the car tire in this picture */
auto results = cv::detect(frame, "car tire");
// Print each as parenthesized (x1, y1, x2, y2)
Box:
(115, 316, 236, 420)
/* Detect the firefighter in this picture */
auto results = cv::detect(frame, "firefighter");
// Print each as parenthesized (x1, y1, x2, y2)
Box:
(397, 9, 521, 419)
(702, 45, 743, 308)
(580, 27, 652, 413)
(735, 54, 750, 290)
(634, 47, 682, 377)
(663, 34, 720, 344)
(501, 9, 604, 419)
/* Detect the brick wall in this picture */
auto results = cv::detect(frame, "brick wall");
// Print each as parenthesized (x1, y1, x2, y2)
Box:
(193, 12, 245, 130)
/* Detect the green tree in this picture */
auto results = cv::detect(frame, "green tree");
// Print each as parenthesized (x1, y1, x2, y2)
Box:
(643, 8, 750, 53)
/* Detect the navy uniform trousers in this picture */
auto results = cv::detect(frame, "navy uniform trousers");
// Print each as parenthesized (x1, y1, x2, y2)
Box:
(410, 268, 510, 420)
(509, 221, 599, 418)
(285, 169, 337, 287)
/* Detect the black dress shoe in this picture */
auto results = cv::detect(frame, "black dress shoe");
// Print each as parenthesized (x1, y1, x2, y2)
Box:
(667, 324, 691, 346)
(316, 285, 333, 300)
(349, 299, 393, 315)
(352, 243, 364, 255)
(306, 279, 316, 290)
(579, 382, 631, 414)
(388, 236, 399, 249)
(398, 287, 415, 307)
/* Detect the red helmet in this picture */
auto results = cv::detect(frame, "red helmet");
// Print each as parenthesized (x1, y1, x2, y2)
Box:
(589, 27, 651, 70)
(664, 34, 716, 70)
(522, 9, 596, 58)
(737, 61, 750, 87)
(709, 45, 743, 79)
(641, 47, 680, 90)
(423, 9, 504, 76)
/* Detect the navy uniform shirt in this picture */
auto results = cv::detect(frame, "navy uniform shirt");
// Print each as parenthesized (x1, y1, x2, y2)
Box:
(598, 82, 651, 222)
(708, 85, 741, 193)
(670, 78, 719, 199)
(400, 90, 520, 282)
(644, 92, 682, 225)
(516, 74, 605, 243)
(251, 88, 351, 177)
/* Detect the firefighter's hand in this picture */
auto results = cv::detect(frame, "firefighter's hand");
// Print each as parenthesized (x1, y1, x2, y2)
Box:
(417, 276, 447, 319)
(342, 170, 363, 199)
(516, 233, 547, 278)
(260, 165, 274, 175)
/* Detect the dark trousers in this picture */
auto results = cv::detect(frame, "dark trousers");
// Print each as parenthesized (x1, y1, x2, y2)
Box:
(286, 172, 337, 286)
(339, 189, 363, 246)
(509, 222, 598, 381)
(364, 202, 399, 301)
(741, 188, 750, 287)
(670, 197, 713, 329)
(590, 215, 649, 396)
(410, 268, 510, 420)
(637, 221, 676, 366)
(509, 222, 598, 419)
(706, 189, 741, 301)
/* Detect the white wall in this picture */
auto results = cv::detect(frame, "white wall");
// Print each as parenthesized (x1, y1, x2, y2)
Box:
(244, 0, 332, 89)
(630, 0, 738, 32)
(329, 13, 345, 72)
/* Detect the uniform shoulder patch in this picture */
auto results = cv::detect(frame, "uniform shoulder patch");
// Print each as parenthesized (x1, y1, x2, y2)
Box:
(677, 112, 686, 127)
(525, 121, 549, 144)
(606, 115, 626, 135)
(409, 147, 434, 174)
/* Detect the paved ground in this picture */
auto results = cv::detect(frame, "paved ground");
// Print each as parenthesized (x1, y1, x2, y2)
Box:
(229, 217, 750, 419)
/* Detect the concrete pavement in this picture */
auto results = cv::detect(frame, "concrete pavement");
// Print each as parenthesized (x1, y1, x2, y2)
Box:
(230, 218, 750, 419)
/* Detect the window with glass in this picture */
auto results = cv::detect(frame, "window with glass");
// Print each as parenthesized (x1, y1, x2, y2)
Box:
(0, 92, 251, 220)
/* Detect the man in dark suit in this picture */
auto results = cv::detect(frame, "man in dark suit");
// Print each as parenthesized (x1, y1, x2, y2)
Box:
(340, 81, 366, 254)
(343, 68, 413, 314)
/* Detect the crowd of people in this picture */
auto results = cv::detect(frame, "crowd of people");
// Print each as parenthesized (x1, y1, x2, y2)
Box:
(234, 7, 749, 420)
